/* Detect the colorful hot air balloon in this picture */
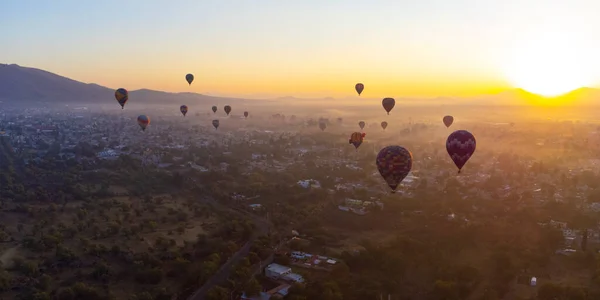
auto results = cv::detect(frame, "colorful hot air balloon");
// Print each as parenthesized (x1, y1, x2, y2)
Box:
(349, 132, 365, 150)
(185, 74, 194, 85)
(115, 88, 128, 109)
(319, 122, 327, 131)
(382, 98, 395, 115)
(224, 105, 232, 116)
(180, 105, 188, 117)
(137, 115, 150, 131)
(376, 146, 413, 193)
(355, 83, 364, 96)
(443, 115, 454, 128)
(244, 111, 249, 118)
(381, 121, 388, 130)
(358, 121, 365, 130)
(212, 106, 217, 113)
(212, 119, 219, 130)
(446, 130, 476, 173)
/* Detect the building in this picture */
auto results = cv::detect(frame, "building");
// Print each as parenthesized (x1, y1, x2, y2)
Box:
(265, 263, 292, 280)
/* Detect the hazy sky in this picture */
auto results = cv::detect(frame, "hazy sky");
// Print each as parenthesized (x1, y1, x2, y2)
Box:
(3, 0, 600, 98)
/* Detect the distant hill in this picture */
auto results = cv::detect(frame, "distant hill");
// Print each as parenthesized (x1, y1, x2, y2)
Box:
(0, 64, 247, 106)
(2, 63, 599, 107)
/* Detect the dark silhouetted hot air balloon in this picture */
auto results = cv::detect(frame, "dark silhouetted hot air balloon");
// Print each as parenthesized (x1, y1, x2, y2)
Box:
(212, 119, 219, 130)
(137, 115, 150, 131)
(185, 74, 194, 85)
(349, 132, 365, 150)
(212, 106, 217, 113)
(319, 122, 327, 131)
(443, 115, 454, 128)
(180, 105, 188, 117)
(355, 83, 364, 96)
(446, 130, 476, 173)
(115, 88, 128, 109)
(382, 98, 395, 115)
(376, 146, 413, 193)
(381, 121, 388, 130)
(244, 111, 249, 118)
(358, 121, 365, 130)
(224, 105, 232, 116)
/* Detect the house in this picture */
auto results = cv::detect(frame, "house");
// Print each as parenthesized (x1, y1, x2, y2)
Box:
(282, 273, 304, 283)
(265, 263, 292, 279)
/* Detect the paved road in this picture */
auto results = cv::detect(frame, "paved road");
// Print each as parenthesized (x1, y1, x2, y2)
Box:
(186, 198, 271, 300)
(187, 240, 253, 300)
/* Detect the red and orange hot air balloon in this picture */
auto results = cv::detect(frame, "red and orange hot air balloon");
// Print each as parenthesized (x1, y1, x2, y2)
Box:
(137, 115, 150, 131)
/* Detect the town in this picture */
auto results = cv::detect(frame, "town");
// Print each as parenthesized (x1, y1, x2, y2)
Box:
(2, 104, 600, 299)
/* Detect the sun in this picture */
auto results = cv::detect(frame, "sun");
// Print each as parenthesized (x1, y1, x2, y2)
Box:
(502, 31, 594, 97)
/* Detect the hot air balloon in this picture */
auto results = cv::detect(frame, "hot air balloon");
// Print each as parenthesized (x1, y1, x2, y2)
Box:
(382, 98, 395, 115)
(355, 83, 364, 96)
(376, 146, 413, 193)
(115, 88, 128, 109)
(180, 105, 188, 117)
(224, 105, 232, 116)
(358, 121, 365, 130)
(244, 111, 249, 118)
(443, 115, 454, 128)
(212, 119, 220, 130)
(381, 121, 388, 130)
(137, 115, 150, 131)
(185, 74, 194, 85)
(211, 106, 217, 114)
(349, 132, 365, 150)
(319, 122, 327, 131)
(446, 130, 476, 173)
(337, 117, 343, 124)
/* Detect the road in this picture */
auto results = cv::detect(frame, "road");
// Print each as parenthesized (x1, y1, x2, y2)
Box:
(186, 198, 271, 300)
(187, 240, 253, 300)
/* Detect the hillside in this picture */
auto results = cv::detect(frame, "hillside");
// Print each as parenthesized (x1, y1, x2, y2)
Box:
(0, 64, 247, 106)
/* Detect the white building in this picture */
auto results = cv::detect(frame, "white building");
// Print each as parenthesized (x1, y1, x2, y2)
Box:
(265, 263, 292, 279)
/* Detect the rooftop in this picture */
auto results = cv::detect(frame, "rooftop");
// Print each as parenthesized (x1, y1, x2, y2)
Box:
(266, 263, 291, 274)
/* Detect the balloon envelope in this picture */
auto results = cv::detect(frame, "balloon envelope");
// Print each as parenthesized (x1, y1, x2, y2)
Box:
(224, 105, 232, 116)
(355, 83, 364, 96)
(319, 122, 327, 131)
(381, 121, 388, 130)
(382, 98, 395, 115)
(244, 111, 249, 118)
(185, 74, 194, 85)
(180, 105, 188, 117)
(376, 146, 413, 192)
(443, 115, 454, 128)
(349, 132, 364, 149)
(115, 88, 128, 109)
(137, 115, 150, 131)
(212, 106, 217, 113)
(212, 119, 220, 129)
(358, 121, 365, 130)
(446, 130, 476, 173)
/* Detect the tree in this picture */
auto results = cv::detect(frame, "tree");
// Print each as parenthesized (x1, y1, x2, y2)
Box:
(206, 286, 230, 300)
(244, 277, 262, 296)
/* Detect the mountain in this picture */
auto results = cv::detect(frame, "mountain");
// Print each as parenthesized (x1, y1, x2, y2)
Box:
(0, 64, 247, 106)
(2, 63, 600, 107)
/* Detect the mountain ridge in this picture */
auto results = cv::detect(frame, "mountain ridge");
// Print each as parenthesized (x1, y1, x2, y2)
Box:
(2, 63, 600, 106)
(0, 64, 249, 106)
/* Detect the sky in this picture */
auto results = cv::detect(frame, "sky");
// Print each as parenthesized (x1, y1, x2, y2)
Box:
(3, 0, 600, 99)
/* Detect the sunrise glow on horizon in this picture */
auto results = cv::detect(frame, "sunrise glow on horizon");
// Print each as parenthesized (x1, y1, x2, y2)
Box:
(4, 0, 600, 99)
